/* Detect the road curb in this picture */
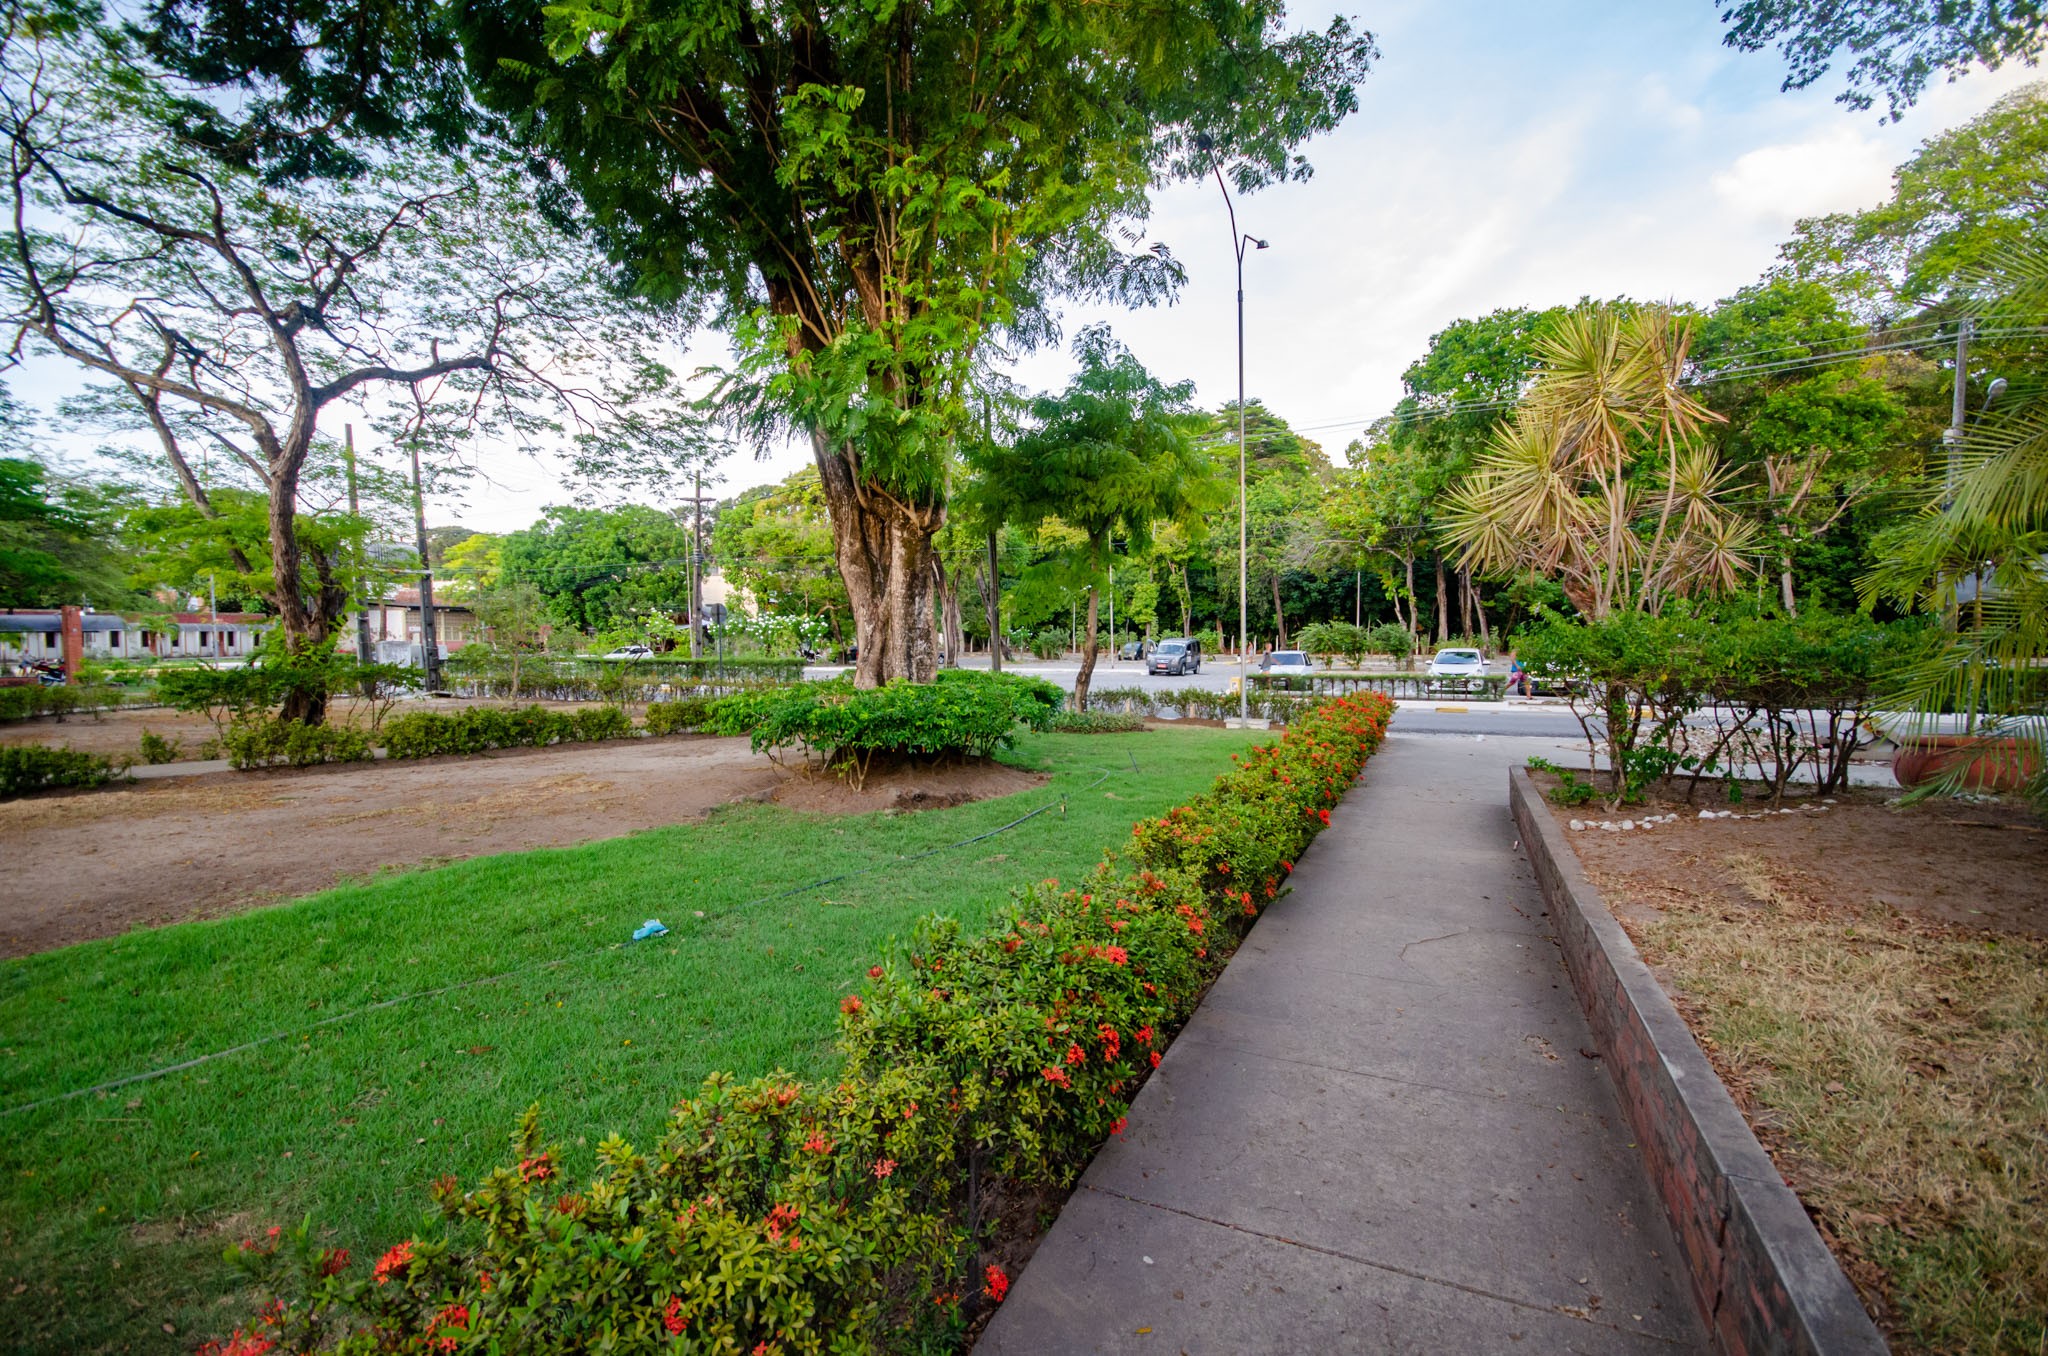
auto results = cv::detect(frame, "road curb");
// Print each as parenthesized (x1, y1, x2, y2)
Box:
(1509, 766, 1888, 1356)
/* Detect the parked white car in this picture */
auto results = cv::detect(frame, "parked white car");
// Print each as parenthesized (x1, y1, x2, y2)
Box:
(604, 644, 657, 659)
(1261, 650, 1315, 676)
(1425, 647, 1487, 678)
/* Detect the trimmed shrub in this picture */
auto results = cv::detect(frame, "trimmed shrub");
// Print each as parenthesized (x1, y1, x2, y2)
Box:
(712, 671, 1064, 784)
(1047, 709, 1147, 734)
(379, 704, 643, 760)
(0, 683, 127, 722)
(222, 718, 373, 770)
(643, 695, 719, 735)
(0, 743, 120, 797)
(216, 695, 1396, 1355)
(570, 705, 632, 742)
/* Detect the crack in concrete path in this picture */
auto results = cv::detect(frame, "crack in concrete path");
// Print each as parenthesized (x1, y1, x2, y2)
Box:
(1082, 1184, 1689, 1345)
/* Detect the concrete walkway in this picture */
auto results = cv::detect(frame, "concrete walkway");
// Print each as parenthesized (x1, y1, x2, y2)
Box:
(982, 733, 1709, 1354)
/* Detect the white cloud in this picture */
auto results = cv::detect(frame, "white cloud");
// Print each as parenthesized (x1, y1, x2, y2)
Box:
(1710, 126, 1895, 222)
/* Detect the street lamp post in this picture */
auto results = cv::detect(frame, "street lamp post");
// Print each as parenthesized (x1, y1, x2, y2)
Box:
(1195, 134, 1267, 725)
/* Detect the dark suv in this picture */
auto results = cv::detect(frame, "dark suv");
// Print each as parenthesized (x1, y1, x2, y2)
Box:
(1148, 637, 1202, 676)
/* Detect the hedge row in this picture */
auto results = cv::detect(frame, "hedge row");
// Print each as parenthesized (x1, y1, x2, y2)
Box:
(0, 683, 132, 722)
(0, 744, 121, 797)
(216, 693, 1396, 1356)
(380, 704, 633, 759)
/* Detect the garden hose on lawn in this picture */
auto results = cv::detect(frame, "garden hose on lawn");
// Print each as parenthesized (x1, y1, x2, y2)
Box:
(0, 766, 1126, 1120)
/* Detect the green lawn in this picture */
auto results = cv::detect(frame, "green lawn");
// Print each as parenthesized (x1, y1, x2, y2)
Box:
(0, 726, 1256, 1353)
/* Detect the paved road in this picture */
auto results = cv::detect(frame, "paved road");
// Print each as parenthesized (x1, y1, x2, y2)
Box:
(981, 732, 1709, 1354)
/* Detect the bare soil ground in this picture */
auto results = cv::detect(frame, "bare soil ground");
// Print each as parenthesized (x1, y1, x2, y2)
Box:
(1553, 780, 2047, 937)
(770, 756, 1045, 814)
(0, 736, 1043, 958)
(1539, 772, 2048, 1354)
(0, 698, 591, 761)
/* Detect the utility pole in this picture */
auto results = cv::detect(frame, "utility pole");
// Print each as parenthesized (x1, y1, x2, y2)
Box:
(675, 474, 720, 661)
(409, 440, 441, 692)
(344, 424, 373, 667)
(689, 469, 703, 659)
(1107, 563, 1115, 667)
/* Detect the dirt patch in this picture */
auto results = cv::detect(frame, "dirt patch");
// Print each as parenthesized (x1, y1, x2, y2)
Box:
(0, 736, 785, 957)
(770, 757, 1047, 814)
(1539, 772, 2048, 1353)
(1544, 777, 2047, 937)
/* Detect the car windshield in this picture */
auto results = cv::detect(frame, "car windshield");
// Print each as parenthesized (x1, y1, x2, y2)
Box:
(1439, 650, 1481, 663)
(1156, 642, 1184, 654)
(1273, 652, 1306, 664)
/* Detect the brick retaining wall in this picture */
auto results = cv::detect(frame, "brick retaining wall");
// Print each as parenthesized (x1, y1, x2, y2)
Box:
(1509, 767, 1887, 1356)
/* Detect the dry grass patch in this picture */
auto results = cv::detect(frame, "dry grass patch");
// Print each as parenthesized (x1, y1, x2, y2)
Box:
(1620, 860, 2048, 1355)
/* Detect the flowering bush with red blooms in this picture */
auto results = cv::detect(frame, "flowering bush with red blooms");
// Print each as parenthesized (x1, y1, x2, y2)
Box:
(214, 696, 1391, 1355)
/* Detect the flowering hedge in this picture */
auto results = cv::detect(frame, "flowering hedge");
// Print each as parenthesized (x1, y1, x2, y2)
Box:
(213, 694, 1395, 1356)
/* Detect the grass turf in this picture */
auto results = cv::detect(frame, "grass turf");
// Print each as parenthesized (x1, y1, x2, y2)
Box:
(0, 726, 1259, 1353)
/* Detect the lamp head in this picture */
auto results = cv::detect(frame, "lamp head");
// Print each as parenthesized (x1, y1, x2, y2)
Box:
(1254, 238, 1270, 250)
(1194, 133, 1216, 152)
(1986, 376, 2009, 406)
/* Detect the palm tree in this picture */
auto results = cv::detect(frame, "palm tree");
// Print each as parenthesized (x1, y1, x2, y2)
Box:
(1442, 303, 1753, 618)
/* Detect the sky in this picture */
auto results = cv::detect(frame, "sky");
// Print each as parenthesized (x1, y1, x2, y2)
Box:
(34, 2, 2046, 533)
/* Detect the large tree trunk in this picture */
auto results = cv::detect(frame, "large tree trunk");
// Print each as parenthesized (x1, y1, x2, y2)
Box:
(1458, 566, 1474, 636)
(1469, 569, 1492, 644)
(812, 431, 943, 688)
(1074, 584, 1101, 711)
(1270, 572, 1288, 648)
(267, 459, 348, 725)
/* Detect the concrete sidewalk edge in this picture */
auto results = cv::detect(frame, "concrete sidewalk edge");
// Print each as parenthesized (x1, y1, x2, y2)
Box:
(1510, 766, 1888, 1356)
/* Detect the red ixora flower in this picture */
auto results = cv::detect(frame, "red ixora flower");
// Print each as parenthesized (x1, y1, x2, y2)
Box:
(1134, 1025, 1153, 1044)
(1103, 945, 1129, 965)
(1110, 1116, 1128, 1135)
(840, 995, 863, 1015)
(664, 1295, 688, 1336)
(872, 1157, 898, 1179)
(1318, 809, 1332, 824)
(518, 1153, 555, 1183)
(868, 965, 884, 979)
(1041, 1066, 1071, 1087)
(1064, 1042, 1086, 1066)
(1150, 1051, 1162, 1068)
(434, 1303, 471, 1332)
(984, 1264, 1011, 1303)
(318, 1247, 350, 1276)
(372, 1240, 414, 1285)
(803, 1130, 833, 1154)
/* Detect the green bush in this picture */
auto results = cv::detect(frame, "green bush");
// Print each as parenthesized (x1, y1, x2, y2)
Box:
(1047, 709, 1147, 734)
(1515, 608, 1932, 804)
(643, 695, 720, 735)
(0, 683, 127, 722)
(220, 694, 1397, 1355)
(137, 729, 183, 764)
(712, 671, 1063, 784)
(379, 704, 643, 760)
(1367, 623, 1415, 662)
(0, 744, 120, 797)
(570, 705, 632, 742)
(1295, 621, 1371, 667)
(222, 718, 373, 770)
